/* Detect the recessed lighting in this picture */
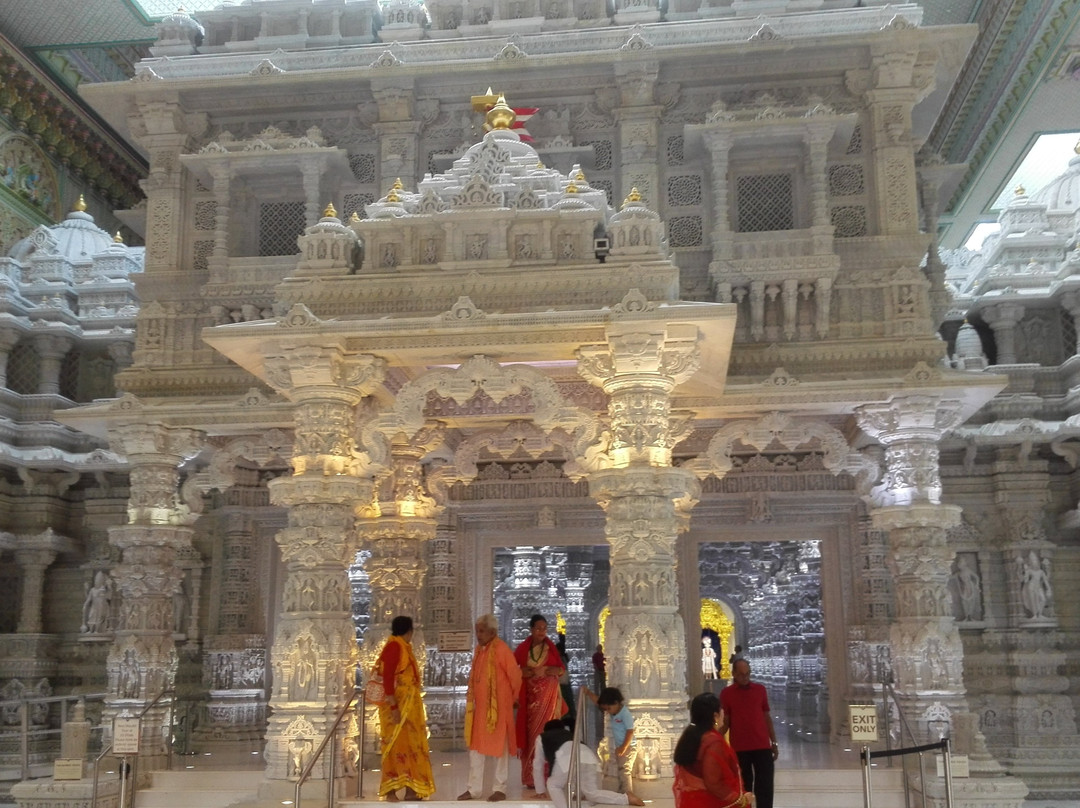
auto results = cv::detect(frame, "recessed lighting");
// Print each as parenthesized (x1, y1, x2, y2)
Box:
(186, 765, 195, 769)
(442, 763, 451, 767)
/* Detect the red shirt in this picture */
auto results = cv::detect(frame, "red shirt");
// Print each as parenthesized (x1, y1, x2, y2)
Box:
(720, 681, 771, 752)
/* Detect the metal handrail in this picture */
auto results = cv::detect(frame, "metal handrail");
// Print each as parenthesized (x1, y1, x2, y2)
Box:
(0, 692, 108, 781)
(91, 742, 114, 808)
(295, 687, 362, 808)
(568, 685, 588, 808)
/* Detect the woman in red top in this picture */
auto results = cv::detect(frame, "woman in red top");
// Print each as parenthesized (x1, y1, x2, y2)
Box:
(672, 693, 752, 808)
(375, 615, 435, 801)
(514, 614, 567, 790)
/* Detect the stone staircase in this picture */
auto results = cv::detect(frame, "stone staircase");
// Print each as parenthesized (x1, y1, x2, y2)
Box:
(122, 767, 903, 808)
(134, 769, 264, 808)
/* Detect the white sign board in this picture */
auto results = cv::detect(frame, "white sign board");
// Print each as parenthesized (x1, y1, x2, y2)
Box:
(936, 753, 969, 778)
(53, 759, 84, 780)
(438, 631, 473, 653)
(112, 716, 141, 755)
(849, 704, 879, 742)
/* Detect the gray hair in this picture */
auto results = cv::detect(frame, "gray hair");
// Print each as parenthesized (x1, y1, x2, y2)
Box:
(476, 614, 499, 632)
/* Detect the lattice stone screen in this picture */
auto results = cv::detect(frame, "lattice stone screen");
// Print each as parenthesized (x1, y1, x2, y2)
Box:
(736, 173, 793, 232)
(343, 193, 374, 220)
(258, 202, 305, 257)
(349, 153, 377, 183)
(7, 341, 39, 395)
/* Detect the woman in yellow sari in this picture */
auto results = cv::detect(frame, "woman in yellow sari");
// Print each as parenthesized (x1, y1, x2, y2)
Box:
(375, 615, 435, 801)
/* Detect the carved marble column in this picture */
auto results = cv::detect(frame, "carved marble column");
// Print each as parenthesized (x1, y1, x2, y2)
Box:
(105, 423, 204, 768)
(613, 63, 662, 211)
(15, 548, 56, 634)
(128, 100, 207, 276)
(579, 326, 701, 774)
(856, 397, 966, 725)
(371, 80, 422, 187)
(854, 396, 1029, 808)
(208, 165, 231, 273)
(34, 333, 73, 396)
(981, 303, 1025, 365)
(983, 448, 1078, 798)
(262, 348, 385, 784)
(702, 130, 733, 265)
(864, 72, 920, 235)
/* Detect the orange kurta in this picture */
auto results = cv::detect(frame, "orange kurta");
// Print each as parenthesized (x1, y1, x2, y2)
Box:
(465, 636, 522, 757)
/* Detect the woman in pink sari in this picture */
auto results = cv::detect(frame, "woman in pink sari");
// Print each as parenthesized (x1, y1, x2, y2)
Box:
(514, 614, 567, 790)
(673, 693, 752, 808)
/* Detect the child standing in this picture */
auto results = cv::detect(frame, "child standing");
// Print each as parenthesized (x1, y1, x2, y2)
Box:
(583, 686, 636, 794)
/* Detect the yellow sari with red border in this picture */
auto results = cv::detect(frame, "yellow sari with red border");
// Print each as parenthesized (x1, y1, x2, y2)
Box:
(376, 635, 435, 797)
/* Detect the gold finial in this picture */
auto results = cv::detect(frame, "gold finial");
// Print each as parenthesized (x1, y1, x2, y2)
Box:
(74, 195, 87, 212)
(566, 181, 579, 194)
(323, 202, 337, 218)
(113, 231, 124, 244)
(349, 211, 360, 223)
(1015, 184, 1026, 196)
(387, 186, 400, 203)
(622, 187, 642, 208)
(575, 169, 586, 182)
(471, 87, 499, 114)
(392, 178, 404, 191)
(536, 161, 545, 170)
(486, 94, 516, 131)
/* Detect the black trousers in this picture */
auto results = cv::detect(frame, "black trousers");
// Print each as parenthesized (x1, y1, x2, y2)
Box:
(736, 748, 775, 808)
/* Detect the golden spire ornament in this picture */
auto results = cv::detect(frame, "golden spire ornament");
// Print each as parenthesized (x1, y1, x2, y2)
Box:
(323, 202, 337, 218)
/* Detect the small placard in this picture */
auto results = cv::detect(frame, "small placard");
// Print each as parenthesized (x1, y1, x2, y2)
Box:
(849, 704, 879, 742)
(54, 759, 84, 780)
(936, 753, 969, 778)
(438, 631, 473, 653)
(112, 716, 141, 755)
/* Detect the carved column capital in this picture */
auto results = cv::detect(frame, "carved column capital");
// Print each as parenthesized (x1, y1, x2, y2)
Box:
(265, 347, 386, 402)
(857, 396, 963, 507)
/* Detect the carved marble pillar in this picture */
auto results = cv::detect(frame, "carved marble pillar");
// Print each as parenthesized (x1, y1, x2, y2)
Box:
(371, 80, 421, 187)
(983, 449, 1078, 797)
(578, 327, 701, 774)
(209, 165, 231, 272)
(128, 101, 207, 276)
(613, 63, 661, 210)
(105, 423, 204, 768)
(15, 548, 56, 634)
(865, 82, 919, 235)
(34, 334, 73, 395)
(300, 159, 324, 228)
(981, 303, 1024, 365)
(702, 130, 733, 264)
(856, 397, 967, 732)
(262, 348, 385, 783)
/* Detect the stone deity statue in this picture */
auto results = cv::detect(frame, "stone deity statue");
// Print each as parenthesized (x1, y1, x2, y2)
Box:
(81, 572, 113, 634)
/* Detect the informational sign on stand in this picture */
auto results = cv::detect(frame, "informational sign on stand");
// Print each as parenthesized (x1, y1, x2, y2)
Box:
(112, 716, 141, 755)
(849, 704, 879, 742)
(438, 631, 473, 653)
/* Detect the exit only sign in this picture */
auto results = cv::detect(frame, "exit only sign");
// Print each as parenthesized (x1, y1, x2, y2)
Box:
(849, 704, 879, 742)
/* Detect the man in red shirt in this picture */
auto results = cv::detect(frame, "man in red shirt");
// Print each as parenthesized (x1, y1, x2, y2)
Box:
(718, 659, 778, 808)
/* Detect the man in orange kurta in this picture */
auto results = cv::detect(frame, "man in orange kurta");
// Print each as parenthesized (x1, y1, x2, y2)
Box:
(460, 614, 523, 802)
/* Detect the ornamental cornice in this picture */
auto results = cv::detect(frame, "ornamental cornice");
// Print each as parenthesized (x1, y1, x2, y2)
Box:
(118, 7, 924, 84)
(870, 503, 962, 531)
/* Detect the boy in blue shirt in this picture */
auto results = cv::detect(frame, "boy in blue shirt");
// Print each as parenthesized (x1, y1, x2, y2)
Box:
(583, 686, 636, 794)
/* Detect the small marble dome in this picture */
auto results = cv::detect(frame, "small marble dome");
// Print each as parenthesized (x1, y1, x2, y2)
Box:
(955, 321, 985, 360)
(7, 197, 115, 262)
(1030, 144, 1080, 212)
